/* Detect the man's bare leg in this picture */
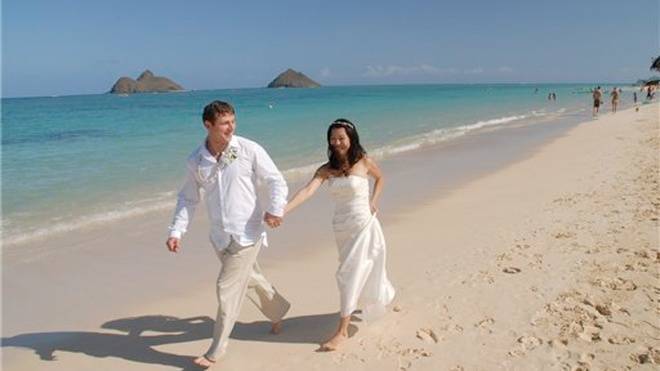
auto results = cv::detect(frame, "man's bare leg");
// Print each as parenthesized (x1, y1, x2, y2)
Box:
(319, 316, 351, 351)
(271, 320, 283, 334)
(193, 355, 216, 369)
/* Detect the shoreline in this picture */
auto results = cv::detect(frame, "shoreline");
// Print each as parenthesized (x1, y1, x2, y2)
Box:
(3, 103, 658, 370)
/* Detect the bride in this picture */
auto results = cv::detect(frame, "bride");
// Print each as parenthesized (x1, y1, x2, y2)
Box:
(284, 118, 395, 351)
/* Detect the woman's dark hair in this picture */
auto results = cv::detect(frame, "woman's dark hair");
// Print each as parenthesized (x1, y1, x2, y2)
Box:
(327, 118, 367, 173)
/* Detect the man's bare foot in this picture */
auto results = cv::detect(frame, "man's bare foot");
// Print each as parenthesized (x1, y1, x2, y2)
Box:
(193, 355, 216, 369)
(270, 320, 283, 335)
(318, 331, 348, 352)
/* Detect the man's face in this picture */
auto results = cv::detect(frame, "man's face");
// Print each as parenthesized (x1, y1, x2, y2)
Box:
(204, 113, 236, 144)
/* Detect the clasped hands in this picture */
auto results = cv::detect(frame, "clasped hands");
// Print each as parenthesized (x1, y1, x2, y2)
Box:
(263, 212, 283, 228)
(167, 212, 283, 253)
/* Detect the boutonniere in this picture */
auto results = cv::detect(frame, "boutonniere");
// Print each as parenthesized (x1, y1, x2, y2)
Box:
(221, 146, 239, 166)
(196, 145, 239, 185)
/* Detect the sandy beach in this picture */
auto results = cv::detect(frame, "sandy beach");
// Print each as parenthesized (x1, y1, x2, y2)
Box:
(2, 102, 658, 370)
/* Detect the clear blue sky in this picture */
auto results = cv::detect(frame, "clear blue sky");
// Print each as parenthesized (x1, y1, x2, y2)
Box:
(2, 0, 659, 97)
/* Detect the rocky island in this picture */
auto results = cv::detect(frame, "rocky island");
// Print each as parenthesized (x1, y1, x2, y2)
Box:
(267, 69, 320, 88)
(109, 70, 183, 94)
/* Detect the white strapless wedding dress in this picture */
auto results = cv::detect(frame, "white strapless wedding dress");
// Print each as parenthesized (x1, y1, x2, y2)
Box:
(328, 175, 395, 320)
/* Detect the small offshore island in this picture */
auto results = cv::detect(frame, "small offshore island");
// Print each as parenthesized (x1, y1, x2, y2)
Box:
(267, 68, 320, 88)
(109, 70, 183, 94)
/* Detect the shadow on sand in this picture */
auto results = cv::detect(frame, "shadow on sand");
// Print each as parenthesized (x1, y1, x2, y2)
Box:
(2, 312, 346, 370)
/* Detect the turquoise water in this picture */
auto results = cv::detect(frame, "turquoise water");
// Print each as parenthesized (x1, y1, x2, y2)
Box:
(1, 84, 626, 245)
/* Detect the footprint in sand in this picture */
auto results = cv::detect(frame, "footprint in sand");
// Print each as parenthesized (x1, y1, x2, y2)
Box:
(514, 243, 531, 250)
(416, 328, 439, 343)
(554, 231, 576, 239)
(517, 335, 543, 350)
(477, 317, 495, 326)
(608, 335, 636, 345)
(591, 277, 637, 291)
(582, 298, 613, 317)
(503, 267, 522, 274)
(577, 325, 601, 343)
(629, 347, 660, 364)
(475, 317, 496, 332)
(579, 352, 595, 364)
(594, 304, 612, 316)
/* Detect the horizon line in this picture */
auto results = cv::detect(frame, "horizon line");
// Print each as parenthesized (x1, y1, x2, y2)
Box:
(1, 80, 644, 100)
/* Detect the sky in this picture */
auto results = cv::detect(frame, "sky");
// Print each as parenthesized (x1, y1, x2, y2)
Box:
(2, 0, 659, 97)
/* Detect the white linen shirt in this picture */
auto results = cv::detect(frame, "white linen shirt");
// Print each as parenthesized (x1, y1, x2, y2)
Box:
(168, 135, 288, 250)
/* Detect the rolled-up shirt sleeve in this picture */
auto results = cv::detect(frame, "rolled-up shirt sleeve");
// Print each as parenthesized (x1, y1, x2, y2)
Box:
(168, 160, 201, 238)
(253, 144, 288, 217)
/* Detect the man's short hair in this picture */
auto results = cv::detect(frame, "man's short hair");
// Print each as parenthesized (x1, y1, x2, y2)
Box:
(203, 101, 235, 123)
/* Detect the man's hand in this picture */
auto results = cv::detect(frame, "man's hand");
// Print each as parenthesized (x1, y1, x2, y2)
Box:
(166, 237, 181, 253)
(264, 212, 283, 228)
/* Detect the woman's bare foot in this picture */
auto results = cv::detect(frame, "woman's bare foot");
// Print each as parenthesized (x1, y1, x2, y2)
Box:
(192, 355, 216, 369)
(270, 320, 283, 335)
(318, 331, 348, 351)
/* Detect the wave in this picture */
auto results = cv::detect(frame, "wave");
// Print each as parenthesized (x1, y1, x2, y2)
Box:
(370, 112, 545, 160)
(284, 111, 552, 179)
(3, 192, 176, 247)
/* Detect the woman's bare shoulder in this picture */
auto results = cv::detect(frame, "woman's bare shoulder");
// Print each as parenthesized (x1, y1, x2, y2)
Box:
(315, 163, 332, 179)
(361, 155, 379, 167)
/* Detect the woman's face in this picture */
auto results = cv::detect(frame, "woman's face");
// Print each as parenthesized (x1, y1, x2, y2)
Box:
(329, 127, 351, 157)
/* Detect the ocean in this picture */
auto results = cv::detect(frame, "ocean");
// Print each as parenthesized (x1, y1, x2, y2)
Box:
(1, 83, 629, 246)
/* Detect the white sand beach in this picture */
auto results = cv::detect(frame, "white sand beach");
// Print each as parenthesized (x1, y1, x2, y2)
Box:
(2, 103, 658, 370)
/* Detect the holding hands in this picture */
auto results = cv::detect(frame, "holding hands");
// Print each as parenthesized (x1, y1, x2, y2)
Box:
(264, 212, 283, 228)
(167, 212, 282, 254)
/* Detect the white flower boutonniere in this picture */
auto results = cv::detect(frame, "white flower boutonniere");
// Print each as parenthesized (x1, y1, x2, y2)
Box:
(196, 146, 239, 185)
(221, 146, 239, 166)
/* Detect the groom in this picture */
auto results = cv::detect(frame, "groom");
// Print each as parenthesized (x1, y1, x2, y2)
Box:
(166, 100, 290, 368)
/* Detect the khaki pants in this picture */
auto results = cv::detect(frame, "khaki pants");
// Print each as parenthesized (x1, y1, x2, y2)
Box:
(205, 237, 290, 360)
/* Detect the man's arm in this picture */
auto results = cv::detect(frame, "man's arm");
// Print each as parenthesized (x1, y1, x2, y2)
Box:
(167, 160, 201, 252)
(253, 144, 288, 227)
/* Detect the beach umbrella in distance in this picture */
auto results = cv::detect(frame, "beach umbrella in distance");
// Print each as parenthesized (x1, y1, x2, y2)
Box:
(651, 56, 660, 71)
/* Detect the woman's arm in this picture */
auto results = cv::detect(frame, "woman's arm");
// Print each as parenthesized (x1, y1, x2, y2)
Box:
(284, 165, 327, 215)
(365, 157, 384, 214)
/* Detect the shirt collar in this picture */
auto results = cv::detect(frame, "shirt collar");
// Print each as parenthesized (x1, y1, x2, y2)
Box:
(200, 135, 240, 162)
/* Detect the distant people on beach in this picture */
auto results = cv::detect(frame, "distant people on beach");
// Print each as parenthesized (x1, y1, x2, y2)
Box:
(646, 85, 656, 100)
(552, 92, 557, 101)
(634, 92, 639, 112)
(285, 118, 395, 351)
(610, 87, 620, 113)
(592, 86, 602, 117)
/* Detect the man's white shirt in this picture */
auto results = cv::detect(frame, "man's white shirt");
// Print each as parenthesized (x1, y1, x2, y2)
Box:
(169, 135, 288, 250)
